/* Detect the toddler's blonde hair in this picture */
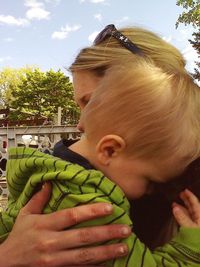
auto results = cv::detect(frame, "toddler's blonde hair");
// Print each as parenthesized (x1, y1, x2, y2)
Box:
(82, 58, 200, 175)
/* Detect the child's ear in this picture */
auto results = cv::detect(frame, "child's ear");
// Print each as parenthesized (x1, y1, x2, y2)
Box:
(96, 135, 126, 165)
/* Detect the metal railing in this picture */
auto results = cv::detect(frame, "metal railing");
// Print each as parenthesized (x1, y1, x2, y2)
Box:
(0, 125, 81, 210)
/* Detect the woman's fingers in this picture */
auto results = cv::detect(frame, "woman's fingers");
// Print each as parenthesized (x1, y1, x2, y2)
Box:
(20, 182, 52, 215)
(49, 224, 131, 250)
(11, 183, 131, 266)
(40, 243, 128, 267)
(39, 202, 114, 230)
(1, 183, 131, 267)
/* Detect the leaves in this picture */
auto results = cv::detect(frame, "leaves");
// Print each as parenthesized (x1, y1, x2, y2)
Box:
(176, 0, 200, 28)
(176, 0, 200, 81)
(189, 30, 200, 81)
(0, 67, 79, 125)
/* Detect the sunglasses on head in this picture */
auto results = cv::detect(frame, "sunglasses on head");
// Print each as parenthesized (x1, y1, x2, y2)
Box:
(93, 24, 144, 56)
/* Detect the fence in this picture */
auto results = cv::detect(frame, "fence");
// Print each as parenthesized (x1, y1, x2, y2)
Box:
(0, 125, 81, 210)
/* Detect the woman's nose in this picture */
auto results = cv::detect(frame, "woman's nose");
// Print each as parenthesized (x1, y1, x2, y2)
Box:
(77, 120, 84, 132)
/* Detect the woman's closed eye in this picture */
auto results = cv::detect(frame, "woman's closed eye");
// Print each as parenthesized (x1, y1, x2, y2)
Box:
(78, 93, 92, 110)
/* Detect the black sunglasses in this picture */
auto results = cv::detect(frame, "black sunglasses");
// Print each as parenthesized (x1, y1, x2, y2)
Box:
(94, 24, 143, 56)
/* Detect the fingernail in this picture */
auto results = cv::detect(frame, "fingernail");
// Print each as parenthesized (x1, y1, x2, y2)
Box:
(104, 204, 113, 214)
(120, 226, 130, 236)
(173, 206, 180, 213)
(42, 182, 50, 191)
(42, 182, 47, 189)
(117, 245, 128, 255)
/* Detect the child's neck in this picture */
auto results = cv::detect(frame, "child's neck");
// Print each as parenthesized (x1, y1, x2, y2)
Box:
(69, 137, 93, 164)
(69, 137, 111, 183)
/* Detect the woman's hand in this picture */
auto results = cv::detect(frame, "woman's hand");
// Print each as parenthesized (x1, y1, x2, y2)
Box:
(0, 183, 130, 266)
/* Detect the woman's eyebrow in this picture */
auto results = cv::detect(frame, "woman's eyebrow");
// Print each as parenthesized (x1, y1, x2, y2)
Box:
(80, 92, 92, 103)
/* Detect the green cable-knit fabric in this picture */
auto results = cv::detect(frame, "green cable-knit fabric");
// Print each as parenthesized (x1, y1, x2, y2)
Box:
(1, 147, 200, 267)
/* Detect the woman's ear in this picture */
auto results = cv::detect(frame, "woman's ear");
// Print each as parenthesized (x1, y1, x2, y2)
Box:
(96, 135, 126, 165)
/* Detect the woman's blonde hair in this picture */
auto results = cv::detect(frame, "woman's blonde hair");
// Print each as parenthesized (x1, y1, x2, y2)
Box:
(82, 58, 200, 175)
(69, 26, 186, 75)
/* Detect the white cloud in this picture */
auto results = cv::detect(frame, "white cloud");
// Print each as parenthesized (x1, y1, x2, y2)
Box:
(179, 28, 192, 38)
(0, 15, 29, 27)
(162, 35, 173, 43)
(94, 13, 102, 21)
(88, 31, 99, 42)
(26, 7, 50, 20)
(80, 0, 108, 3)
(52, 31, 67, 40)
(182, 44, 199, 73)
(52, 24, 81, 40)
(176, 27, 194, 43)
(90, 0, 106, 3)
(115, 16, 129, 25)
(25, 0, 50, 20)
(44, 0, 61, 4)
(3, 37, 14, 42)
(0, 56, 12, 63)
(24, 0, 44, 8)
(0, 1, 50, 28)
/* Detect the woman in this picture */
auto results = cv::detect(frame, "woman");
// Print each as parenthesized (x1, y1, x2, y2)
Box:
(0, 24, 199, 266)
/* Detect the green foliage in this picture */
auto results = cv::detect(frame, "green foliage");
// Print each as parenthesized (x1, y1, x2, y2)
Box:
(0, 67, 31, 109)
(189, 30, 200, 81)
(176, 0, 200, 28)
(176, 0, 200, 81)
(0, 67, 79, 125)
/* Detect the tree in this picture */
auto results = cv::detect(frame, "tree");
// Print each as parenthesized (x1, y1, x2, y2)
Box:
(176, 0, 200, 28)
(0, 67, 79, 125)
(176, 0, 200, 81)
(0, 67, 31, 109)
(189, 31, 200, 81)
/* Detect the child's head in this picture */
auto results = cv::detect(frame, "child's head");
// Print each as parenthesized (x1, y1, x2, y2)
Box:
(81, 58, 200, 199)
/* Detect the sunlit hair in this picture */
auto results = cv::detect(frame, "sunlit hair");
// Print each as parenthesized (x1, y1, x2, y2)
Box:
(69, 25, 200, 247)
(69, 26, 186, 75)
(82, 59, 200, 174)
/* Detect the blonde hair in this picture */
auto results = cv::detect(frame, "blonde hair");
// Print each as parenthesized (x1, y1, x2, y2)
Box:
(69, 26, 186, 75)
(70, 25, 200, 247)
(82, 59, 200, 174)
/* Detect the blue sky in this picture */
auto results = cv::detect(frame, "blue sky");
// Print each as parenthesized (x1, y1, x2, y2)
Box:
(0, 0, 198, 76)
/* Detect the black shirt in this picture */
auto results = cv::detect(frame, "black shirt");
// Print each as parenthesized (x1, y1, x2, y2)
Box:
(53, 145, 94, 170)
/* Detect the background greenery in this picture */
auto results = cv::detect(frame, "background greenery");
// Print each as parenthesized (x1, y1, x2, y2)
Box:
(176, 0, 200, 81)
(0, 67, 79, 125)
(0, 0, 199, 126)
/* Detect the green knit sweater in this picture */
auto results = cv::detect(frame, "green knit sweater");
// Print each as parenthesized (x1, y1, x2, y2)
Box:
(1, 147, 200, 267)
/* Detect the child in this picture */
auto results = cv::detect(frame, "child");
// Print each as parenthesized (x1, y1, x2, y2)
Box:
(2, 59, 200, 266)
